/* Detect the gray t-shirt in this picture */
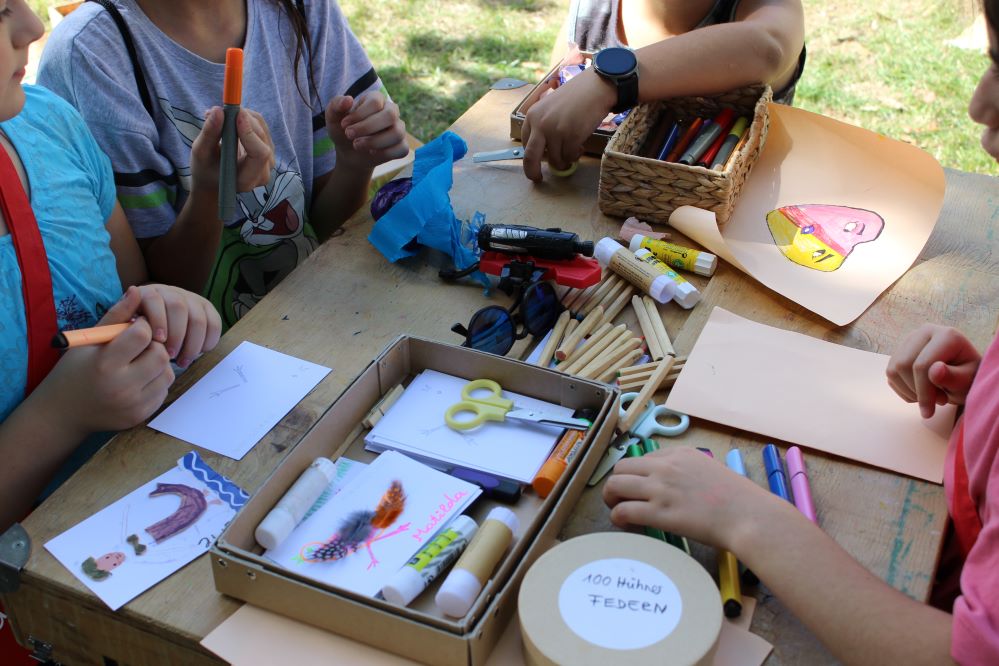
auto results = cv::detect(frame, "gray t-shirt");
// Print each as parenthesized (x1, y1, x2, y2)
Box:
(38, 0, 382, 328)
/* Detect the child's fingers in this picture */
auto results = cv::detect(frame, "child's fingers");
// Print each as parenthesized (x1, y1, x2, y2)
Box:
(128, 341, 173, 388)
(929, 360, 978, 404)
(101, 318, 155, 366)
(98, 286, 143, 326)
(176, 306, 208, 369)
(192, 107, 223, 161)
(162, 294, 189, 362)
(135, 287, 168, 346)
(236, 110, 274, 163)
(202, 302, 223, 354)
(340, 92, 384, 125)
(522, 119, 546, 183)
(353, 126, 407, 153)
(324, 95, 354, 130)
(602, 472, 657, 508)
(609, 500, 661, 530)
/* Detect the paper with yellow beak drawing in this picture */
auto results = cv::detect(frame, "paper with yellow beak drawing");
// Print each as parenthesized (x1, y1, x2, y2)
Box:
(669, 103, 945, 326)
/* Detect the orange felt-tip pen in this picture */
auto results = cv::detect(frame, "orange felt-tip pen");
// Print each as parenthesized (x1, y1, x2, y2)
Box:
(219, 47, 243, 221)
(51, 323, 131, 349)
(664, 117, 703, 163)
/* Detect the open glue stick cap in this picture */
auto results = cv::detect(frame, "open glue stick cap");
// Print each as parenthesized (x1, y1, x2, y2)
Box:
(648, 275, 676, 304)
(693, 252, 717, 277)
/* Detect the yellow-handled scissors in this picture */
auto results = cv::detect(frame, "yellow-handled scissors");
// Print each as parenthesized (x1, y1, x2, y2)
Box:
(445, 379, 591, 431)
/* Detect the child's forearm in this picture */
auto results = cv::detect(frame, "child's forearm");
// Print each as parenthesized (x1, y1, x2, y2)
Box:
(140, 189, 223, 293)
(309, 165, 373, 240)
(732, 496, 956, 665)
(0, 395, 87, 530)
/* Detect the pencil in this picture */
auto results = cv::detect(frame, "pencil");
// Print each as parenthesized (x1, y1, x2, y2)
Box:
(598, 285, 636, 327)
(598, 348, 644, 384)
(631, 296, 663, 361)
(560, 324, 629, 376)
(580, 275, 622, 317)
(556, 306, 603, 361)
(535, 309, 571, 367)
(219, 47, 243, 220)
(559, 322, 612, 367)
(577, 336, 641, 380)
(642, 296, 675, 357)
(51, 323, 131, 349)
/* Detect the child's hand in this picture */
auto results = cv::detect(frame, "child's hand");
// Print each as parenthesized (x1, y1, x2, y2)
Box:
(603, 446, 776, 551)
(190, 107, 276, 196)
(37, 288, 175, 436)
(324, 92, 409, 169)
(521, 69, 615, 182)
(886, 324, 981, 418)
(130, 285, 222, 369)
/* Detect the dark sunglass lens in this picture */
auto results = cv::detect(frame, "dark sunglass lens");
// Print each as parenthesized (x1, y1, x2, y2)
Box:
(466, 306, 516, 355)
(521, 282, 560, 336)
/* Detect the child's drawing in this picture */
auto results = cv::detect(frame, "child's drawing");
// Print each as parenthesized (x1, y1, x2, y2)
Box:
(300, 480, 409, 570)
(766, 204, 885, 272)
(46, 452, 247, 609)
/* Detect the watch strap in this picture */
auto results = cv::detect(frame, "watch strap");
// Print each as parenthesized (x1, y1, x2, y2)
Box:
(612, 72, 638, 114)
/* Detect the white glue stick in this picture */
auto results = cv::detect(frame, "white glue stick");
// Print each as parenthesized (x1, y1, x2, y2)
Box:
(634, 248, 701, 308)
(382, 515, 479, 606)
(594, 237, 676, 304)
(435, 507, 519, 617)
(255, 457, 337, 550)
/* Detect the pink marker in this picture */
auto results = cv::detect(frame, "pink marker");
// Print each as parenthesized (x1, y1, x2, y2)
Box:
(786, 446, 817, 523)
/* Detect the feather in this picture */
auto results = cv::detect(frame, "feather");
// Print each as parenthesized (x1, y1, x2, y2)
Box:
(304, 509, 375, 562)
(371, 480, 406, 529)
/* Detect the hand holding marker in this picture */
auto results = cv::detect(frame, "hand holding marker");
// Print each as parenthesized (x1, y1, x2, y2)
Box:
(218, 48, 243, 220)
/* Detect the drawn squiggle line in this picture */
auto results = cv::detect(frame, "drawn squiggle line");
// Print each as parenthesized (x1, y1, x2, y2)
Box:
(181, 452, 249, 510)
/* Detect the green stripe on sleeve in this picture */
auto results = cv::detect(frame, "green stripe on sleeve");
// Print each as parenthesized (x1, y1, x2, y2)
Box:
(313, 135, 334, 158)
(117, 187, 176, 209)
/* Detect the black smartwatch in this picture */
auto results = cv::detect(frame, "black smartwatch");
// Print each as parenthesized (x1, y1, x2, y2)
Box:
(592, 47, 639, 113)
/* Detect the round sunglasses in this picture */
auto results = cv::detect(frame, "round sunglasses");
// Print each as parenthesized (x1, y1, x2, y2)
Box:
(451, 281, 563, 356)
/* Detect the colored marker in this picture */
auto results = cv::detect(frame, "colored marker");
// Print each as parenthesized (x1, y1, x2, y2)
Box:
(448, 465, 522, 504)
(625, 439, 690, 554)
(786, 446, 817, 523)
(725, 448, 759, 586)
(679, 108, 735, 165)
(721, 127, 751, 171)
(51, 323, 131, 349)
(533, 409, 596, 498)
(664, 118, 703, 162)
(762, 444, 791, 502)
(655, 120, 681, 161)
(710, 116, 749, 170)
(219, 47, 243, 221)
(696, 448, 741, 617)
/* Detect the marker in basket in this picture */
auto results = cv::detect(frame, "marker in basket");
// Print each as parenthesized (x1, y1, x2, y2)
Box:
(710, 116, 750, 170)
(721, 125, 752, 170)
(255, 457, 338, 549)
(219, 47, 243, 221)
(655, 119, 681, 161)
(696, 123, 730, 168)
(678, 108, 735, 165)
(664, 117, 703, 162)
(435, 506, 518, 617)
(532, 409, 597, 498)
(382, 515, 479, 606)
(51, 323, 131, 349)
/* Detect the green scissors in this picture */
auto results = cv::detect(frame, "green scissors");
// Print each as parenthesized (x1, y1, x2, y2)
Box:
(444, 379, 591, 432)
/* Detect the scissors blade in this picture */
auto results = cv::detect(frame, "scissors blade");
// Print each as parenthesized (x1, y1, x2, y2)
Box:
(472, 147, 525, 163)
(504, 409, 590, 430)
(588, 433, 638, 486)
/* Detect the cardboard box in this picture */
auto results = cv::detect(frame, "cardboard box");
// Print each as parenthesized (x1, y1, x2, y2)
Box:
(510, 55, 616, 156)
(212, 336, 618, 665)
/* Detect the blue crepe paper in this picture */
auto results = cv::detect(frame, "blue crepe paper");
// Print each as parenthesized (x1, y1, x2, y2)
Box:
(368, 132, 485, 283)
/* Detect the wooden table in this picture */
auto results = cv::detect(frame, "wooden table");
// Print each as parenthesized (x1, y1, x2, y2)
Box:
(5, 87, 998, 665)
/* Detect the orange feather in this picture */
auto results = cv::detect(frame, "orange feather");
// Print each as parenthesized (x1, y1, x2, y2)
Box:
(371, 480, 406, 528)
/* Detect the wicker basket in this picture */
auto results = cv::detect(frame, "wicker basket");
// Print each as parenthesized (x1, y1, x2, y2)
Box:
(598, 85, 772, 226)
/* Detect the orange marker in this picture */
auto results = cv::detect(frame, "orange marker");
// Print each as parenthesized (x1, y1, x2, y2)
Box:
(51, 323, 131, 349)
(664, 118, 703, 163)
(531, 409, 595, 498)
(219, 47, 243, 220)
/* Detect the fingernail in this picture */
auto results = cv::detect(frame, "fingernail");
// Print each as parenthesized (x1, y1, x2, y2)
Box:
(179, 358, 191, 369)
(345, 129, 355, 139)
(155, 328, 167, 342)
(167, 346, 178, 359)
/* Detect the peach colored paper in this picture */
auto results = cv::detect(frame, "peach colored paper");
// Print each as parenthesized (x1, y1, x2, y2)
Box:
(669, 103, 945, 326)
(665, 308, 955, 483)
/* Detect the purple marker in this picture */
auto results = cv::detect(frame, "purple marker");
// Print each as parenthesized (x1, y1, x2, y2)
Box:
(786, 446, 817, 523)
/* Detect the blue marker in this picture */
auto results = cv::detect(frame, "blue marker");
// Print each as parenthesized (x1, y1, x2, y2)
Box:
(656, 120, 681, 161)
(725, 448, 747, 477)
(762, 444, 791, 502)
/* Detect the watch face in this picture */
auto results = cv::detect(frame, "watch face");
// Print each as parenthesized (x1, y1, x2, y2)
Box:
(595, 48, 637, 77)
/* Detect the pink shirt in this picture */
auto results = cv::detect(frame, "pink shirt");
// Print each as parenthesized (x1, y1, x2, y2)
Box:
(947, 332, 999, 665)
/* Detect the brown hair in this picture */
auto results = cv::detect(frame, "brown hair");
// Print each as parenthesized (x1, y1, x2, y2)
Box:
(986, 0, 999, 36)
(275, 0, 320, 108)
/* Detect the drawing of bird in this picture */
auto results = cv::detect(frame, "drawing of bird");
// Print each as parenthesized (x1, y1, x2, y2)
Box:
(304, 480, 406, 563)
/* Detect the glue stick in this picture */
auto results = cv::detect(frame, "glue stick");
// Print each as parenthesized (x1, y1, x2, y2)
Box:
(255, 457, 337, 550)
(382, 515, 479, 606)
(628, 234, 717, 277)
(435, 507, 519, 617)
(634, 248, 701, 309)
(593, 237, 676, 304)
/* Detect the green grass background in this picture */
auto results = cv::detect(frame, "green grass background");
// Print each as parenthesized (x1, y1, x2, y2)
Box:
(34, 0, 995, 174)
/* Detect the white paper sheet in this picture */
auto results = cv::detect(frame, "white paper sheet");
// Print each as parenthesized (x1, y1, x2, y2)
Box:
(265, 451, 480, 597)
(149, 341, 330, 460)
(365, 370, 573, 482)
(45, 452, 245, 610)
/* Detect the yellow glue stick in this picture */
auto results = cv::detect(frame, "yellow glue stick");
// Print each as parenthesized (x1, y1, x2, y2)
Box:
(634, 248, 701, 309)
(628, 234, 717, 277)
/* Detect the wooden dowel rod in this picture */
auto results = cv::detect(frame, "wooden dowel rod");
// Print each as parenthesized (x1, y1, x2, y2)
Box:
(632, 296, 664, 361)
(617, 360, 686, 382)
(617, 369, 682, 392)
(642, 296, 675, 358)
(618, 357, 687, 378)
(599, 285, 637, 327)
(599, 348, 644, 384)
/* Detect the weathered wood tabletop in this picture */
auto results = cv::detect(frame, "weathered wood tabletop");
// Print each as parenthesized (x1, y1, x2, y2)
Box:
(5, 87, 998, 665)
